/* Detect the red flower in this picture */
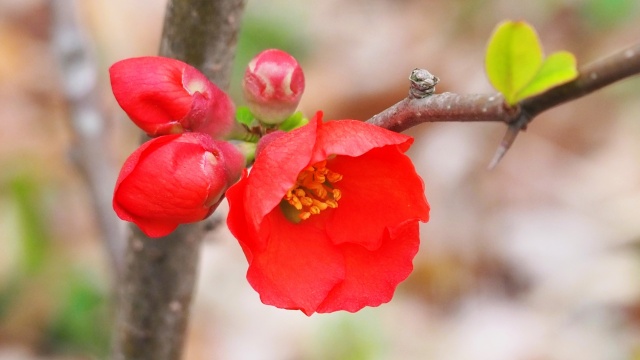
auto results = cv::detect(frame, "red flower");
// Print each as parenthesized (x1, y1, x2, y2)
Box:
(114, 132, 244, 238)
(109, 56, 235, 138)
(242, 49, 305, 124)
(226, 113, 430, 315)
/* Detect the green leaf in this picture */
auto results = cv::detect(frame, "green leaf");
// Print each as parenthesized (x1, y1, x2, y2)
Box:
(486, 21, 543, 104)
(514, 51, 578, 101)
(235, 106, 255, 127)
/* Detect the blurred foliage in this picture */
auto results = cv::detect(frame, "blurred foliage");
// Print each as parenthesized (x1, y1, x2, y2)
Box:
(9, 176, 49, 276)
(44, 271, 110, 358)
(0, 172, 110, 358)
(311, 312, 386, 360)
(581, 0, 639, 29)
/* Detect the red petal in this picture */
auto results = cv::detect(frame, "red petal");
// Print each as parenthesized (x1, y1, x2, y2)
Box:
(243, 116, 319, 227)
(113, 134, 180, 220)
(309, 119, 413, 164)
(113, 133, 227, 237)
(182, 67, 236, 139)
(109, 57, 194, 135)
(326, 146, 430, 250)
(316, 221, 420, 313)
(226, 170, 260, 260)
(246, 207, 345, 316)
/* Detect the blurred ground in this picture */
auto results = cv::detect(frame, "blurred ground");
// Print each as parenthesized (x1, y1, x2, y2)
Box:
(1, 0, 640, 359)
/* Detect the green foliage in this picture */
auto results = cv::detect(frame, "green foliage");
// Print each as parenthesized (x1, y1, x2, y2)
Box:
(9, 176, 49, 275)
(485, 20, 578, 105)
(311, 312, 386, 360)
(582, 0, 639, 29)
(45, 271, 110, 357)
(0, 171, 110, 358)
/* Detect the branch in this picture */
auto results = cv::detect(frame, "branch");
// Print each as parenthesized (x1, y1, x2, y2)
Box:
(51, 0, 125, 275)
(367, 43, 640, 166)
(159, 0, 245, 88)
(113, 0, 246, 359)
(521, 43, 640, 116)
(367, 93, 511, 132)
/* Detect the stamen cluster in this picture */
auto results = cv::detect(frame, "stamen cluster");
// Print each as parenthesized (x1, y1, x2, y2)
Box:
(284, 160, 342, 220)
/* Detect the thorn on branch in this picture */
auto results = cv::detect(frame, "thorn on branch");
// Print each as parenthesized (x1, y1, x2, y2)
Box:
(409, 68, 439, 99)
(488, 113, 530, 169)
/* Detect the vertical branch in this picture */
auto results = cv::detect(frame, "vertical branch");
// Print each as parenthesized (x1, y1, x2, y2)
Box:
(51, 0, 125, 275)
(159, 0, 246, 88)
(114, 0, 246, 359)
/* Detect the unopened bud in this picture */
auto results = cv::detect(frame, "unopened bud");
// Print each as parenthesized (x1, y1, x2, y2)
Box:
(242, 49, 305, 125)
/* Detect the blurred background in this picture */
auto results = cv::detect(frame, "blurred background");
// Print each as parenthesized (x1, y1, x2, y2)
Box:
(1, 0, 640, 359)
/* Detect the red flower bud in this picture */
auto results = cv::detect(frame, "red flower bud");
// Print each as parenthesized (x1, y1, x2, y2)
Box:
(242, 49, 305, 124)
(226, 112, 430, 315)
(109, 56, 235, 138)
(113, 133, 243, 237)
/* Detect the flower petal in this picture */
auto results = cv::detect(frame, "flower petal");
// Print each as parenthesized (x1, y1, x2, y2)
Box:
(113, 133, 228, 237)
(246, 207, 345, 316)
(310, 117, 413, 164)
(326, 146, 430, 250)
(243, 116, 320, 227)
(316, 221, 420, 313)
(226, 170, 261, 259)
(110, 57, 194, 135)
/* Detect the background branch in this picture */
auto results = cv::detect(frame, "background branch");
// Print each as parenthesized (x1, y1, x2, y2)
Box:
(113, 0, 246, 359)
(51, 0, 124, 276)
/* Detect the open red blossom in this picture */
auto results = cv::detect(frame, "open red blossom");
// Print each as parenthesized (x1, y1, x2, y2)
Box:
(226, 113, 430, 315)
(109, 56, 234, 138)
(114, 133, 244, 238)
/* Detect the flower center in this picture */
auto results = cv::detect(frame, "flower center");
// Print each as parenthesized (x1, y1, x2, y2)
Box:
(283, 160, 342, 220)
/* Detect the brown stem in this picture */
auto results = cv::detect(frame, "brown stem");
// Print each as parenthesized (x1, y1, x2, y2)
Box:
(367, 43, 640, 165)
(113, 0, 246, 359)
(367, 93, 511, 132)
(370, 43, 640, 128)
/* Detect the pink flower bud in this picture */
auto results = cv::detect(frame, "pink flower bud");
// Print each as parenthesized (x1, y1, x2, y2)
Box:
(242, 49, 305, 124)
(109, 56, 235, 139)
(113, 133, 244, 237)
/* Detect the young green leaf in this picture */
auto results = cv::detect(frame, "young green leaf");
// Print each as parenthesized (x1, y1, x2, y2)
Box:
(514, 51, 578, 101)
(485, 21, 543, 104)
(485, 20, 579, 105)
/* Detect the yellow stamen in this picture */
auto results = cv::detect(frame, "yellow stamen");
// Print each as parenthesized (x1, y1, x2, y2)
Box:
(283, 159, 343, 220)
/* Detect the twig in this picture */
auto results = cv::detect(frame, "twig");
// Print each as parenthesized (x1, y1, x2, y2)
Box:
(367, 93, 511, 132)
(51, 0, 125, 275)
(367, 43, 640, 165)
(113, 0, 246, 359)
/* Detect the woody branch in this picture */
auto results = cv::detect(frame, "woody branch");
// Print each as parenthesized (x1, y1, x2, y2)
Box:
(367, 43, 640, 165)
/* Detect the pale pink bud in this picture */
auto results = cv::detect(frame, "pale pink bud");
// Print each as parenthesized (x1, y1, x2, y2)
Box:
(242, 49, 305, 124)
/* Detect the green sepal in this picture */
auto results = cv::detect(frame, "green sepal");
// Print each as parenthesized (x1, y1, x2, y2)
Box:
(235, 106, 256, 127)
(278, 111, 308, 131)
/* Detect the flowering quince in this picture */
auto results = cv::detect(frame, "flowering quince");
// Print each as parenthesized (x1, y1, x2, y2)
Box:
(226, 112, 430, 315)
(242, 49, 305, 124)
(110, 56, 235, 138)
(113, 132, 244, 238)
